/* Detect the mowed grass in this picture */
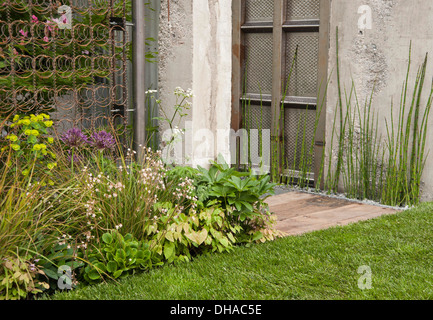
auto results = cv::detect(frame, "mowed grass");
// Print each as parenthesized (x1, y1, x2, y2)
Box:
(46, 203, 433, 300)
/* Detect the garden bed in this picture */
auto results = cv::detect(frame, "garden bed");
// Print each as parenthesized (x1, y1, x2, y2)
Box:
(45, 203, 433, 300)
(0, 114, 283, 300)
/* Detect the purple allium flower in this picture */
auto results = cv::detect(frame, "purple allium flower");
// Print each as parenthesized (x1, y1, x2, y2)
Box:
(90, 131, 116, 151)
(61, 128, 90, 148)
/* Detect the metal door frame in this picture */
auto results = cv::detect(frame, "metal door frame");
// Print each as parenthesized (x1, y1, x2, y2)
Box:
(231, 0, 331, 187)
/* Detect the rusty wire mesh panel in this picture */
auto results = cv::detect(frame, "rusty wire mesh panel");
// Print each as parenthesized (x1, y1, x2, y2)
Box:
(284, 31, 319, 98)
(247, 104, 272, 131)
(286, 0, 320, 21)
(248, 104, 271, 166)
(243, 32, 273, 95)
(284, 107, 316, 171)
(0, 0, 131, 136)
(245, 0, 274, 23)
(243, 103, 272, 168)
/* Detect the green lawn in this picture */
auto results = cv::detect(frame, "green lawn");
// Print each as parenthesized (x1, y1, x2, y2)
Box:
(45, 203, 433, 300)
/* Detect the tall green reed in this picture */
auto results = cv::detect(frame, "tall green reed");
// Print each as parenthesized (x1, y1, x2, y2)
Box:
(324, 31, 432, 207)
(240, 27, 432, 207)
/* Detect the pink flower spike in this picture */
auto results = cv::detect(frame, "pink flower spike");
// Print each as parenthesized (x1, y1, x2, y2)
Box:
(19, 29, 28, 37)
(31, 15, 38, 23)
(46, 20, 54, 31)
(61, 14, 68, 24)
(43, 36, 49, 42)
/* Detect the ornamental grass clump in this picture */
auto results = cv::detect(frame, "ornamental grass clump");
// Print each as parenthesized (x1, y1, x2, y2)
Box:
(78, 146, 199, 243)
(0, 155, 93, 299)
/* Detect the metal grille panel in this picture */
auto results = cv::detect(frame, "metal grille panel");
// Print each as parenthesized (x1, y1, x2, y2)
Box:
(286, 0, 320, 21)
(284, 32, 319, 98)
(284, 107, 316, 171)
(245, 0, 274, 23)
(243, 33, 273, 95)
(247, 104, 272, 131)
(246, 104, 271, 167)
(0, 0, 130, 134)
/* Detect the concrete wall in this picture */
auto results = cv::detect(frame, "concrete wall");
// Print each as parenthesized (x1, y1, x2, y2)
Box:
(326, 0, 433, 201)
(157, 0, 232, 168)
(158, 0, 193, 150)
(156, 0, 433, 201)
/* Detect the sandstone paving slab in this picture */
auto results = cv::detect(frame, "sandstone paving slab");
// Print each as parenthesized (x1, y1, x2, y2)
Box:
(265, 191, 399, 236)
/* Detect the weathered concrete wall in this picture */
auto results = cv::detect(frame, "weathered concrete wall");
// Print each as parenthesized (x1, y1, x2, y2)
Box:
(326, 0, 433, 201)
(191, 0, 232, 168)
(158, 0, 232, 168)
(156, 0, 433, 201)
(158, 0, 193, 139)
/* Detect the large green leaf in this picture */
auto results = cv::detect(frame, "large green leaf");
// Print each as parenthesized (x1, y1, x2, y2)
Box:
(106, 261, 118, 273)
(124, 234, 133, 242)
(102, 233, 113, 245)
(196, 229, 208, 245)
(219, 237, 230, 248)
(87, 270, 101, 281)
(165, 231, 174, 242)
(43, 268, 59, 280)
(113, 270, 123, 279)
(163, 241, 175, 260)
(115, 249, 127, 261)
(94, 262, 106, 273)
